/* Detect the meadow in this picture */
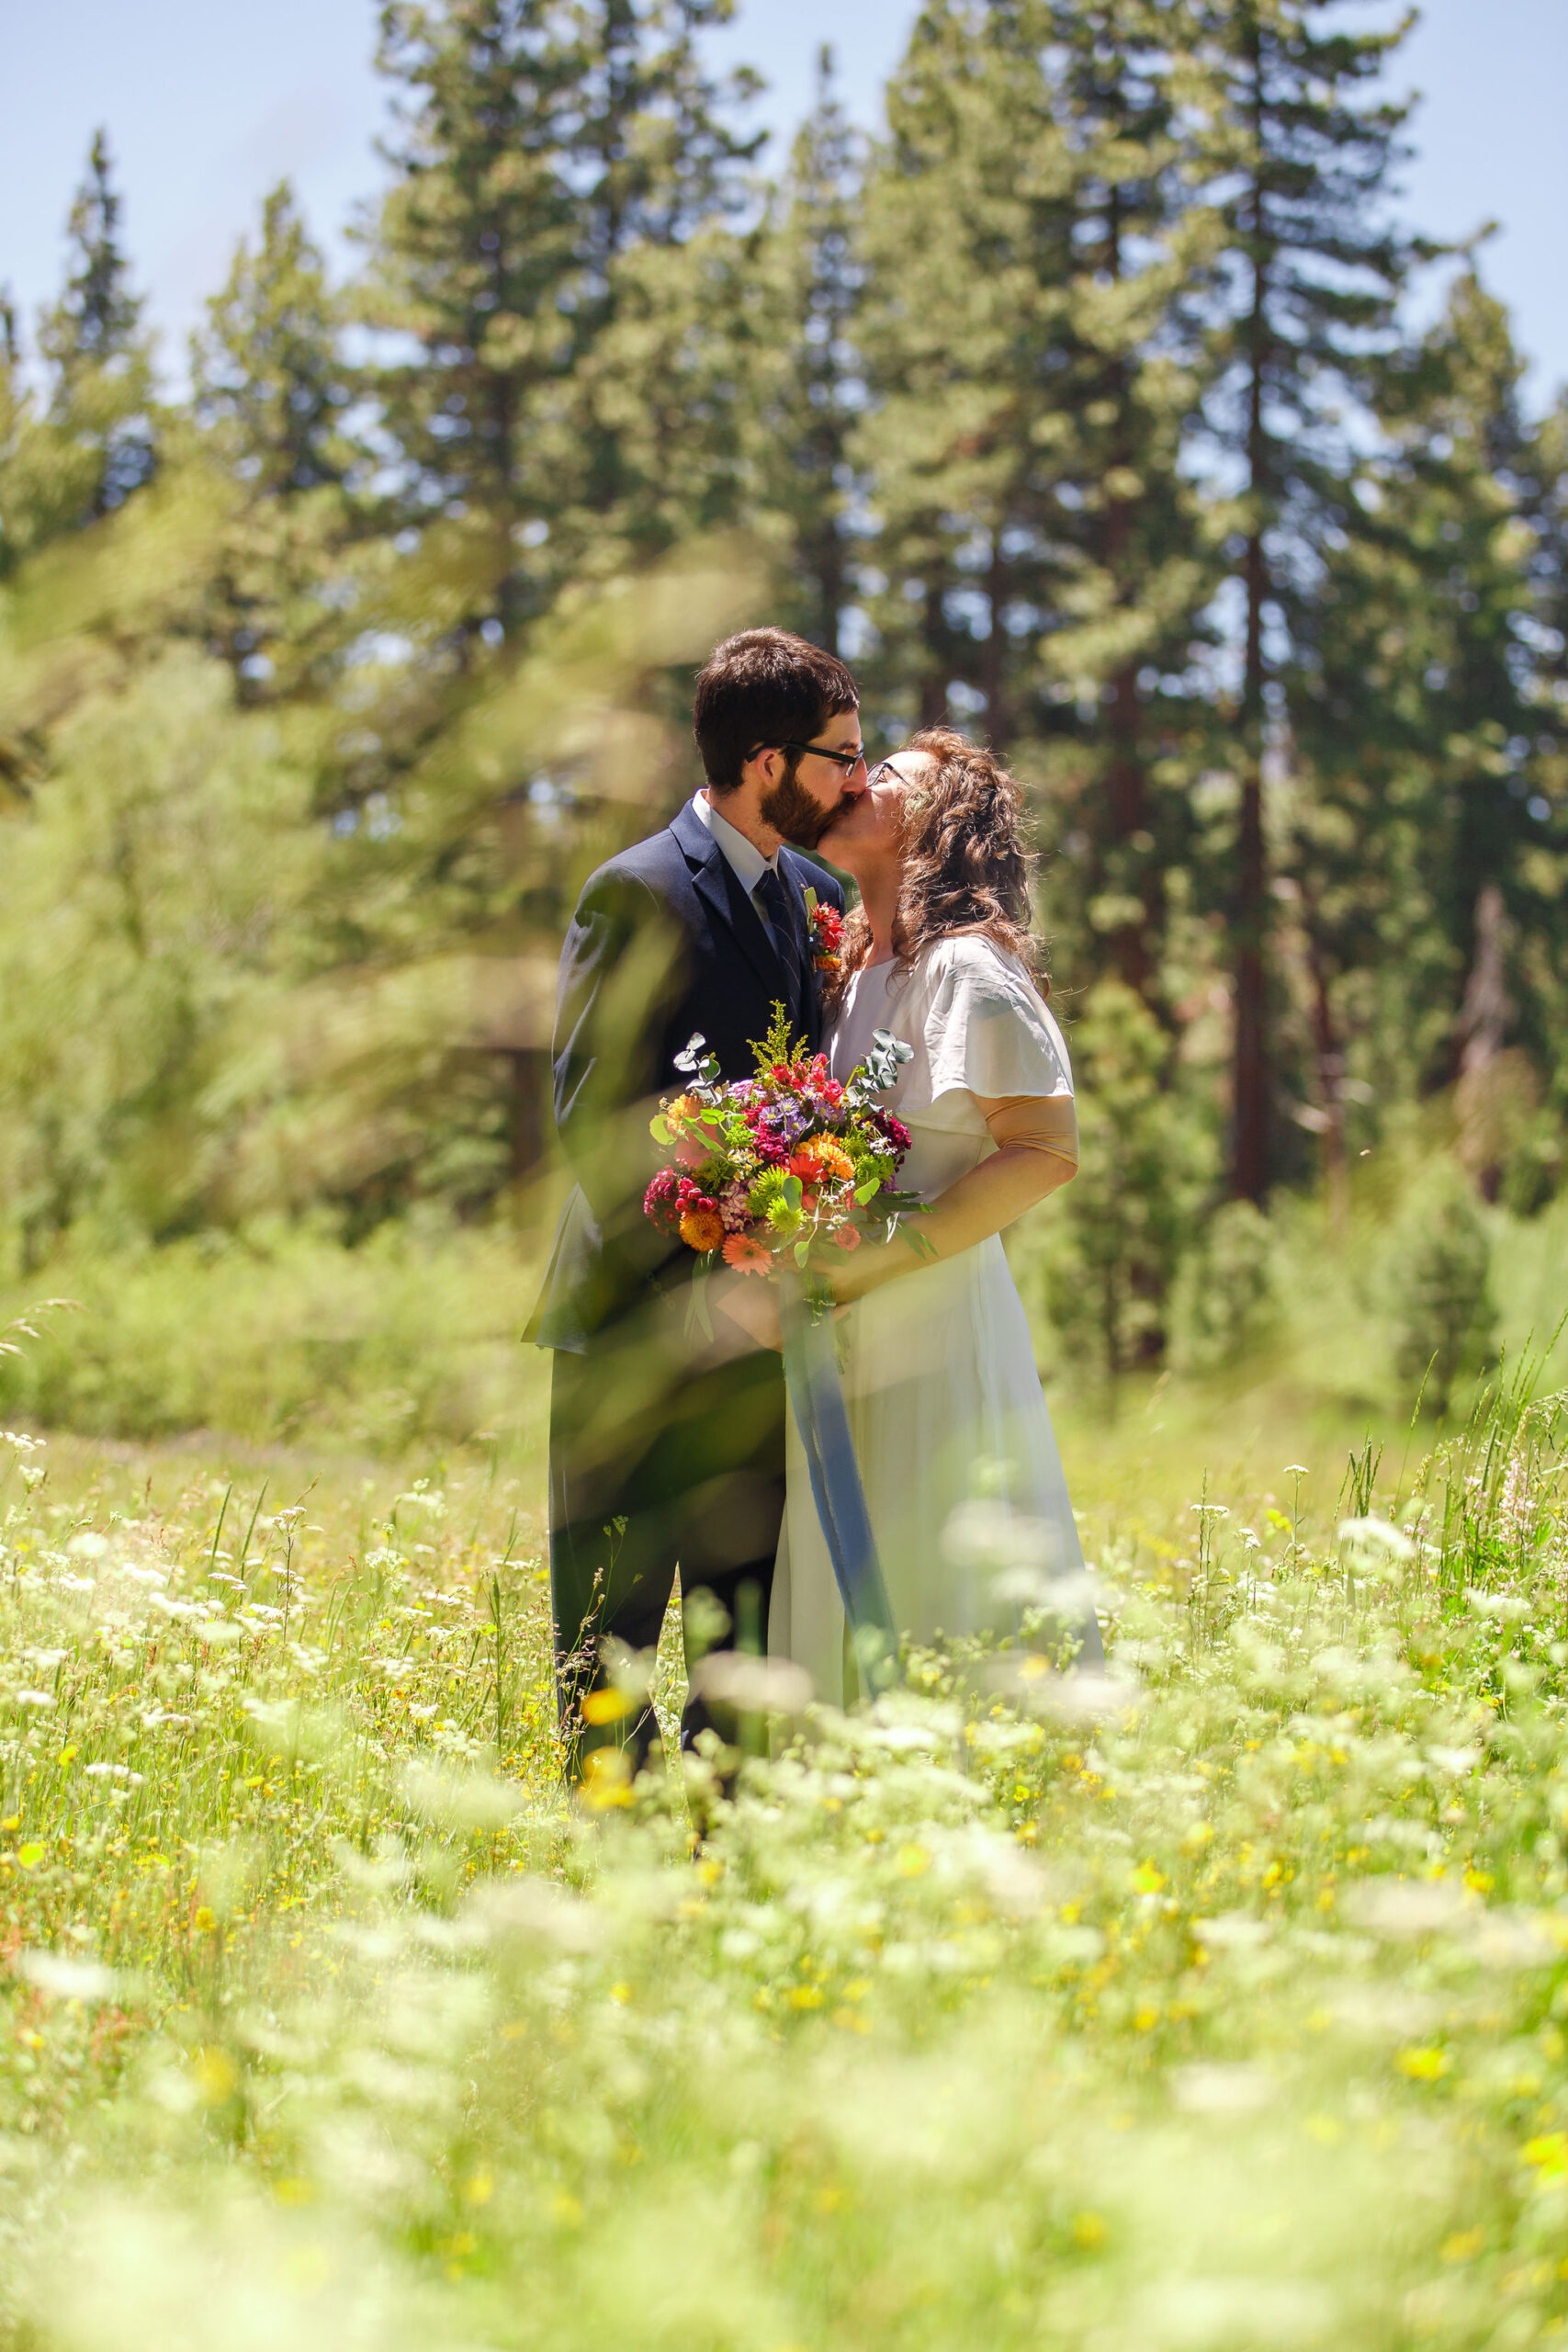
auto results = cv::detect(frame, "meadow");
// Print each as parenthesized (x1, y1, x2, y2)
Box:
(5, 1255, 1568, 2352)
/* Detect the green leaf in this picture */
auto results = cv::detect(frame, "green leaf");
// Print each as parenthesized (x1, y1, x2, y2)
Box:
(649, 1116, 671, 1147)
(853, 1178, 883, 1205)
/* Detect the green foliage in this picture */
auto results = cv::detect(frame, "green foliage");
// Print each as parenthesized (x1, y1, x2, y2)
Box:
(1382, 1162, 1497, 1417)
(0, 1218, 542, 1452)
(29, 130, 158, 540)
(2, 0, 1568, 1384)
(189, 182, 364, 700)
(1168, 1196, 1280, 1376)
(1041, 981, 1210, 1381)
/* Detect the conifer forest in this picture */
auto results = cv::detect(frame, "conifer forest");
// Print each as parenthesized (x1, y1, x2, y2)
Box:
(3, 0, 1565, 1428)
(6, 9, 1568, 2346)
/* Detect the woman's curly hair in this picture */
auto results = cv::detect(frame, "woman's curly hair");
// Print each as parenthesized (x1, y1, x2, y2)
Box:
(828, 726, 1046, 1009)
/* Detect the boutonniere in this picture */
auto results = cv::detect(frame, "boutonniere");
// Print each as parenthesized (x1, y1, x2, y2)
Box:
(803, 887, 844, 975)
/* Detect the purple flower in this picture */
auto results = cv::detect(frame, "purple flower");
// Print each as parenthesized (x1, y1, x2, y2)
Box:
(760, 1099, 812, 1148)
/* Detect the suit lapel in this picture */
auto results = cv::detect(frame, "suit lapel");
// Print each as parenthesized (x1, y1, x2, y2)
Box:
(671, 799, 795, 1012)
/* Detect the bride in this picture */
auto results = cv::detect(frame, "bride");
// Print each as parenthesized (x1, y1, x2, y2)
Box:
(763, 726, 1103, 1702)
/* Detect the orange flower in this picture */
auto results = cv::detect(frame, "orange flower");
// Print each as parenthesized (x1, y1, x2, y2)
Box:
(722, 1233, 772, 1275)
(789, 1136, 855, 1185)
(679, 1207, 725, 1252)
(665, 1092, 703, 1132)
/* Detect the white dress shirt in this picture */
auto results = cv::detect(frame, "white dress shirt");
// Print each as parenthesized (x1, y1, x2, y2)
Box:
(691, 789, 785, 944)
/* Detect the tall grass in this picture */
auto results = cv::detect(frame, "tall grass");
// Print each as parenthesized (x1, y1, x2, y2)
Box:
(5, 1365, 1568, 2350)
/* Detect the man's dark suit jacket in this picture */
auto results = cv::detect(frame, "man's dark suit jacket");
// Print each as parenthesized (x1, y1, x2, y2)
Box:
(526, 797, 847, 1352)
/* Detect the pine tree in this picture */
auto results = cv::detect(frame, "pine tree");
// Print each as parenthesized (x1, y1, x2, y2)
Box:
(0, 288, 32, 581)
(190, 184, 362, 698)
(362, 0, 583, 639)
(749, 47, 863, 655)
(1021, 0, 1216, 1009)
(37, 130, 157, 527)
(547, 0, 762, 565)
(855, 1, 1213, 1010)
(1191, 0, 1420, 1202)
(363, 0, 757, 638)
(1286, 272, 1556, 1203)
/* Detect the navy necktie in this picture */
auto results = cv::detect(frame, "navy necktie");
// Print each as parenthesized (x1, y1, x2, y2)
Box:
(755, 866, 807, 1023)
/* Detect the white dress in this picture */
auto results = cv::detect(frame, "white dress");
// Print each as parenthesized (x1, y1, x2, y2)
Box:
(768, 935, 1101, 1703)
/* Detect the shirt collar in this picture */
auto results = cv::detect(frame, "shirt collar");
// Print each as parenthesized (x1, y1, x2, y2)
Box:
(692, 790, 779, 894)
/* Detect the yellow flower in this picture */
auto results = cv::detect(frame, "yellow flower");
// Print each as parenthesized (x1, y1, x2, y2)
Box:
(581, 1686, 636, 1725)
(193, 2047, 238, 2101)
(1071, 2211, 1108, 2249)
(1523, 2132, 1568, 2177)
(579, 1747, 634, 1810)
(1395, 2045, 1451, 2081)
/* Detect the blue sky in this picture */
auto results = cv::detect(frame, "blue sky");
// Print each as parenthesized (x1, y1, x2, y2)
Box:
(3, 0, 1565, 405)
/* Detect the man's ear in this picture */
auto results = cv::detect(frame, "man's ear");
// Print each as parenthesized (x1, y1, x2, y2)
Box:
(741, 746, 784, 793)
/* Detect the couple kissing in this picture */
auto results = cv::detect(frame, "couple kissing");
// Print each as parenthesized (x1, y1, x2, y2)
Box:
(526, 627, 1102, 1791)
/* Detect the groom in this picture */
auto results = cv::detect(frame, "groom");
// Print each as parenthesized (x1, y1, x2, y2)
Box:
(526, 628, 864, 1782)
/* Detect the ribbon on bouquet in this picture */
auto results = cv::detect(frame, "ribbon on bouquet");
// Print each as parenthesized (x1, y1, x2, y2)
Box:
(778, 1270, 898, 1694)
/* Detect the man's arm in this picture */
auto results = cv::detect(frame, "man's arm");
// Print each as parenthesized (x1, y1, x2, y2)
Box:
(552, 864, 687, 1236)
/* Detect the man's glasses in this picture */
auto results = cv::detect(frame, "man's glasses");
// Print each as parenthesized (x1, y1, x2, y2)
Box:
(748, 739, 868, 775)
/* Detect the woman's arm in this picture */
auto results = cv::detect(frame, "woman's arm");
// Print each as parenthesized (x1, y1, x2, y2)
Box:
(830, 1092, 1078, 1306)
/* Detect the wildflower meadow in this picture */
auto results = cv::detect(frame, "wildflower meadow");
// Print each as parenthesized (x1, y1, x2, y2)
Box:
(5, 1347, 1568, 2352)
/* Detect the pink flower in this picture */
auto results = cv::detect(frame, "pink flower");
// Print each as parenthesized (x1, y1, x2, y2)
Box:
(833, 1225, 862, 1251)
(718, 1182, 750, 1233)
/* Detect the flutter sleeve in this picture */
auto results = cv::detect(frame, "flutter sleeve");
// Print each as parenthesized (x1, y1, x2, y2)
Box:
(921, 937, 1074, 1109)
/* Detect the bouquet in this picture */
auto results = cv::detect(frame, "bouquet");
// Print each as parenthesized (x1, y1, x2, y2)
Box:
(643, 1005, 926, 1303)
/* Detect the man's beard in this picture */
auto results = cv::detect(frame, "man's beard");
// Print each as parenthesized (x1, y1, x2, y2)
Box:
(760, 762, 838, 851)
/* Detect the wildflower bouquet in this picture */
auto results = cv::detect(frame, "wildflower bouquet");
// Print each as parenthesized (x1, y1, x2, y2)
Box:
(643, 1005, 925, 1300)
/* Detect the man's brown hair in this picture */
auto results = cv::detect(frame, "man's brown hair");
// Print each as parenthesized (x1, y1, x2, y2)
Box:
(693, 628, 858, 795)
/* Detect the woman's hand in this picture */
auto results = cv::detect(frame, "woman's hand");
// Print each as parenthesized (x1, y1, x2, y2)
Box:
(829, 1093, 1078, 1307)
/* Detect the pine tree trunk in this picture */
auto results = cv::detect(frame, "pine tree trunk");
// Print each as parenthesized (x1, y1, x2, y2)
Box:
(983, 529, 1010, 752)
(1302, 914, 1348, 1230)
(1233, 99, 1270, 1205)
(919, 573, 948, 725)
(1105, 659, 1154, 1000)
(1099, 182, 1157, 1003)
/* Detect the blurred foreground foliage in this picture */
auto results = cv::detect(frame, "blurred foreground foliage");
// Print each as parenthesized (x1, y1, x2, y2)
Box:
(5, 1374, 1568, 2346)
(3, 1, 1568, 1434)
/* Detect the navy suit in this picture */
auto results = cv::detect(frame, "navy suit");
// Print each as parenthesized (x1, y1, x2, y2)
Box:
(527, 798, 846, 1772)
